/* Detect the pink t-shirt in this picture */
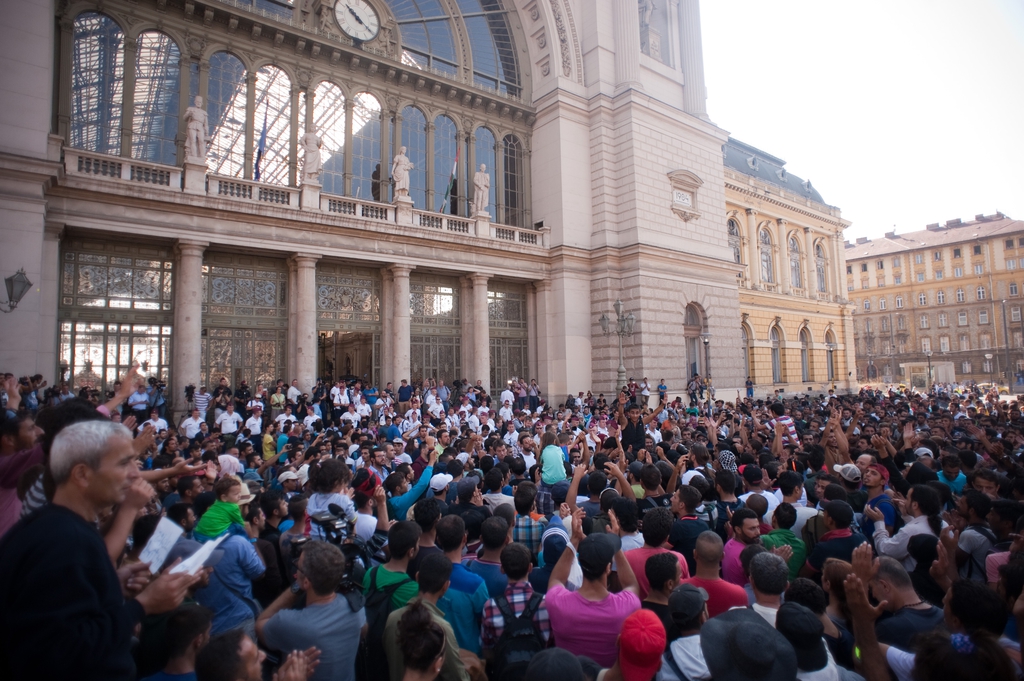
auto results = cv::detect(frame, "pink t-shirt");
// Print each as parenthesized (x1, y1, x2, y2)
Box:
(623, 546, 689, 600)
(722, 538, 748, 586)
(544, 584, 640, 667)
(987, 551, 1010, 584)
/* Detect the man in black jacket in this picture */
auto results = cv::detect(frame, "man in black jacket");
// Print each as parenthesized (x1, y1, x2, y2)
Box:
(0, 419, 196, 680)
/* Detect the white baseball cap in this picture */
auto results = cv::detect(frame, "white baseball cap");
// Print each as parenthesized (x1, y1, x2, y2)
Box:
(429, 473, 454, 492)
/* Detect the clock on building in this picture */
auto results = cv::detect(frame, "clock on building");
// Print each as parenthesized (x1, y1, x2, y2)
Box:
(334, 0, 380, 41)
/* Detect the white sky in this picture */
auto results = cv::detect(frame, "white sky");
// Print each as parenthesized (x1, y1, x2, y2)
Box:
(701, 0, 1024, 241)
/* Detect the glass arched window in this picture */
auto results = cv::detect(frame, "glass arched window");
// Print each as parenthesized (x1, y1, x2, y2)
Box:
(433, 115, 458, 213)
(460, 0, 520, 95)
(918, 293, 927, 306)
(789, 236, 802, 288)
(252, 65, 291, 184)
(351, 92, 381, 201)
(728, 219, 742, 264)
(206, 51, 246, 178)
(474, 127, 496, 220)
(880, 298, 887, 310)
(956, 288, 965, 302)
(895, 295, 903, 308)
(132, 32, 180, 165)
(399, 106, 427, 207)
(391, 0, 458, 77)
(977, 286, 987, 301)
(759, 229, 774, 284)
(800, 328, 810, 382)
(770, 326, 782, 383)
(313, 82, 346, 196)
(815, 243, 827, 292)
(71, 13, 124, 155)
(937, 290, 946, 304)
(503, 134, 525, 227)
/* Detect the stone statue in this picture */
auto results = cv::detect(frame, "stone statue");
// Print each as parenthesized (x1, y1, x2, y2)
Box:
(472, 163, 490, 216)
(183, 95, 209, 164)
(299, 129, 322, 184)
(391, 146, 413, 200)
(319, 4, 333, 32)
(638, 0, 655, 28)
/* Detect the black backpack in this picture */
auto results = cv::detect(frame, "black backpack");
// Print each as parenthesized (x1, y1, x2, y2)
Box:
(489, 593, 545, 681)
(356, 566, 413, 681)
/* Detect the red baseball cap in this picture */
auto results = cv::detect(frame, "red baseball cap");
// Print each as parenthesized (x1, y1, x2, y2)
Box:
(618, 609, 667, 681)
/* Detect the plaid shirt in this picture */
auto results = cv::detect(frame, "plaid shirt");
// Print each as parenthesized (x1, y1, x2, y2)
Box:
(481, 582, 551, 649)
(512, 514, 547, 558)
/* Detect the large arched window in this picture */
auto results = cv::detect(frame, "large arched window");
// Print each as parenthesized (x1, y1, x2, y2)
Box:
(800, 328, 811, 382)
(770, 326, 782, 383)
(503, 134, 525, 227)
(206, 51, 246, 178)
(399, 106, 427, 208)
(433, 115, 458, 213)
(313, 82, 346, 196)
(132, 31, 180, 165)
(252, 65, 291, 184)
(789, 236, 802, 289)
(727, 219, 742, 265)
(815, 243, 827, 292)
(759, 229, 775, 284)
(351, 92, 382, 201)
(460, 0, 520, 95)
(391, 0, 459, 77)
(474, 127, 496, 220)
(71, 13, 124, 155)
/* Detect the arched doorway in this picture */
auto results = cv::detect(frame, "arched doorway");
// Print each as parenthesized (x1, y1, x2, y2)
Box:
(684, 303, 707, 379)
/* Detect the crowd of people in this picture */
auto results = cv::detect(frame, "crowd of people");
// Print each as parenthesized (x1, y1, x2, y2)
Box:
(3, 365, 1024, 681)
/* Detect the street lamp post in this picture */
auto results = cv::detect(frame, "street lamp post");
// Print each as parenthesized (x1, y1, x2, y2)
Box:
(925, 350, 933, 391)
(599, 299, 635, 389)
(701, 334, 712, 391)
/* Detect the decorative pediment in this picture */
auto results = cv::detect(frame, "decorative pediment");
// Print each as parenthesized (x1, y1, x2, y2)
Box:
(667, 169, 703, 222)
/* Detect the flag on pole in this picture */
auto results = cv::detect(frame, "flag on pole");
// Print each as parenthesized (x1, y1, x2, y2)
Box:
(439, 145, 460, 214)
(254, 107, 268, 181)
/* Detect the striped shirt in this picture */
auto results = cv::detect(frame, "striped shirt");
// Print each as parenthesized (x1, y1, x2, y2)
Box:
(768, 414, 799, 444)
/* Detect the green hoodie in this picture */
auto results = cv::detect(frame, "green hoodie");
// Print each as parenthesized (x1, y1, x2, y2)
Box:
(761, 527, 807, 580)
(194, 499, 245, 538)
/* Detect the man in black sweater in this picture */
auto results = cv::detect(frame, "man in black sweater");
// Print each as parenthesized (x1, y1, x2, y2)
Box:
(0, 419, 196, 680)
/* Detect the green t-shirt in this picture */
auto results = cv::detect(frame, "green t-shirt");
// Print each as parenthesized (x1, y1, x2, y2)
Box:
(363, 564, 419, 610)
(761, 528, 807, 580)
(540, 445, 566, 485)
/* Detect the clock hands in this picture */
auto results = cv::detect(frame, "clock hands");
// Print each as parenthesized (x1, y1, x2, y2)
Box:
(346, 5, 368, 28)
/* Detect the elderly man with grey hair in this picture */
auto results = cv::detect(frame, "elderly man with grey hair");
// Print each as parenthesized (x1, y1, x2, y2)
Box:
(748, 551, 790, 626)
(0, 419, 198, 680)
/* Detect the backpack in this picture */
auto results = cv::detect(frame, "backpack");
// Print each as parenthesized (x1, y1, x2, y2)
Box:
(964, 524, 999, 580)
(356, 566, 413, 681)
(489, 593, 545, 681)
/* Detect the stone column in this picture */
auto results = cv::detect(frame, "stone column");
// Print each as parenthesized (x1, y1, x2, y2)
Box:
(803, 227, 816, 297)
(390, 264, 413, 384)
(679, 0, 709, 119)
(460, 276, 474, 382)
(470, 273, 491, 392)
(534, 279, 552, 393)
(832, 233, 845, 301)
(287, 260, 298, 382)
(243, 71, 257, 180)
(526, 283, 538, 383)
(292, 254, 320, 393)
(381, 268, 394, 387)
(613, 0, 644, 91)
(778, 220, 790, 294)
(746, 208, 760, 288)
(171, 240, 208, 418)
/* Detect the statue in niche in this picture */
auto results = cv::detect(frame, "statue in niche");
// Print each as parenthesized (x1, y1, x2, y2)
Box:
(391, 146, 413, 200)
(638, 0, 656, 28)
(299, 129, 322, 184)
(183, 96, 210, 164)
(472, 164, 491, 216)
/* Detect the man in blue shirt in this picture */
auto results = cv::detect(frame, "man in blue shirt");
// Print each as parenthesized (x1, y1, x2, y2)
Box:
(436, 515, 490, 654)
(859, 464, 896, 542)
(194, 534, 265, 637)
(938, 455, 967, 494)
(397, 380, 414, 413)
(464, 517, 510, 599)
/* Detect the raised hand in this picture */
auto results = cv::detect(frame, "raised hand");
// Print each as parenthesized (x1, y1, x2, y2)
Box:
(850, 542, 879, 584)
(770, 544, 793, 562)
(844, 573, 887, 623)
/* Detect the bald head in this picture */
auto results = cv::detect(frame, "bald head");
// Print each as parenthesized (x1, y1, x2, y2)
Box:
(694, 530, 724, 564)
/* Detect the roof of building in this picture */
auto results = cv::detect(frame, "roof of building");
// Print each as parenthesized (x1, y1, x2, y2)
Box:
(844, 214, 1022, 259)
(723, 138, 826, 204)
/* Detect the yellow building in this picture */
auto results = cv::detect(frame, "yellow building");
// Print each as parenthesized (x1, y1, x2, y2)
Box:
(844, 213, 1024, 388)
(723, 139, 855, 397)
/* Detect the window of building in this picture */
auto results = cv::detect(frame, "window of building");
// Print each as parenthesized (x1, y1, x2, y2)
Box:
(351, 92, 383, 200)
(938, 312, 948, 327)
(862, 281, 869, 290)
(1011, 283, 1019, 296)
(800, 328, 811, 382)
(918, 293, 927, 306)
(759, 229, 775, 284)
(863, 300, 870, 311)
(955, 267, 963, 277)
(881, 316, 890, 331)
(474, 127, 497, 218)
(727, 219, 742, 265)
(502, 134, 526, 226)
(934, 251, 942, 261)
(962, 360, 972, 373)
(848, 285, 854, 292)
(895, 295, 904, 309)
(770, 326, 782, 383)
(207, 51, 247, 178)
(1008, 240, 1016, 249)
(981, 333, 991, 349)
(1016, 332, 1024, 349)
(974, 245, 982, 255)
(959, 311, 968, 325)
(1019, 238, 1024, 247)
(877, 260, 884, 270)
(921, 337, 931, 353)
(865, 319, 873, 333)
(954, 248, 962, 258)
(977, 285, 987, 300)
(879, 298, 887, 310)
(433, 114, 458, 211)
(913, 272, 923, 282)
(935, 270, 944, 279)
(893, 256, 901, 267)
(983, 359, 993, 373)
(861, 263, 868, 272)
(815, 244, 827, 293)
(1013, 307, 1022, 323)
(790, 237, 803, 289)
(937, 290, 946, 304)
(132, 32, 181, 166)
(975, 264, 984, 275)
(897, 316, 906, 330)
(894, 275, 901, 285)
(920, 314, 929, 329)
(939, 336, 950, 352)
(915, 254, 923, 265)
(979, 310, 989, 324)
(847, 265, 853, 274)
(70, 13, 124, 156)
(956, 288, 965, 302)
(960, 335, 970, 351)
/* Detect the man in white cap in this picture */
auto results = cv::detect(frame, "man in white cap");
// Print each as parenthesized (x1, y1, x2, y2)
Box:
(276, 470, 300, 498)
(430, 473, 454, 513)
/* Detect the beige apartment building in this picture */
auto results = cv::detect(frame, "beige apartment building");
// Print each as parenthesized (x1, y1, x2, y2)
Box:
(845, 214, 1024, 388)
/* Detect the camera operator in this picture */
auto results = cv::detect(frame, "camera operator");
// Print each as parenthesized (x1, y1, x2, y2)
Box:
(256, 541, 366, 681)
(147, 377, 167, 420)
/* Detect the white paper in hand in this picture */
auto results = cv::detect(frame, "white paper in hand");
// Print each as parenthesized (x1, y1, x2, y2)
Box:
(138, 517, 184, 569)
(171, 534, 227, 576)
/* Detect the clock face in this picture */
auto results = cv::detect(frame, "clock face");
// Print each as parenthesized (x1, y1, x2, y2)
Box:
(673, 189, 692, 207)
(334, 0, 380, 41)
